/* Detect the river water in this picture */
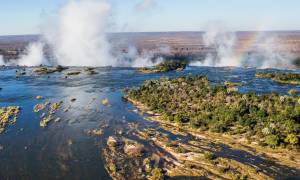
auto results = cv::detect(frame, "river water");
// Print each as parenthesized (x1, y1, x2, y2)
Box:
(0, 66, 299, 179)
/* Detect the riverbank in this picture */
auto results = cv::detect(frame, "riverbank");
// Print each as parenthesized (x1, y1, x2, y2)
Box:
(125, 97, 300, 179)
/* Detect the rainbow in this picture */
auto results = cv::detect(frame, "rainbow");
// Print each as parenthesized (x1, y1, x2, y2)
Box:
(235, 31, 262, 65)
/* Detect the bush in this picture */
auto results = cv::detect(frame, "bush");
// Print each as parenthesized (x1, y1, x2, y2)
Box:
(288, 89, 298, 96)
(204, 152, 216, 160)
(108, 163, 117, 173)
(235, 174, 248, 180)
(284, 134, 299, 146)
(265, 134, 280, 148)
(149, 168, 164, 180)
(209, 121, 227, 133)
(176, 146, 187, 153)
(174, 114, 189, 124)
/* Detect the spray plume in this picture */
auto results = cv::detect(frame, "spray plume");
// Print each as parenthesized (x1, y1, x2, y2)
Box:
(18, 42, 47, 66)
(16, 0, 113, 67)
(16, 0, 161, 67)
(0, 55, 4, 66)
(43, 0, 113, 66)
(241, 36, 296, 69)
(191, 24, 296, 69)
(114, 46, 163, 67)
(192, 25, 239, 67)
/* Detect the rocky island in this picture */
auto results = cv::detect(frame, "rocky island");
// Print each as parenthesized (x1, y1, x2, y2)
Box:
(138, 60, 187, 74)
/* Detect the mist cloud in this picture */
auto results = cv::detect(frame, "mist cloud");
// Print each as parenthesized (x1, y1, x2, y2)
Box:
(0, 55, 4, 66)
(18, 42, 47, 66)
(201, 25, 238, 67)
(43, 0, 113, 66)
(15, 0, 114, 67)
(191, 23, 296, 69)
(15, 0, 161, 67)
(241, 36, 296, 69)
(115, 46, 164, 67)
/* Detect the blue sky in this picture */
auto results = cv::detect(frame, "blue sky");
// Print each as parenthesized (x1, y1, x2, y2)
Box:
(0, 0, 300, 35)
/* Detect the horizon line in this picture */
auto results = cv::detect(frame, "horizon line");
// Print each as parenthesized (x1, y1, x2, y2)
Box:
(1, 29, 300, 37)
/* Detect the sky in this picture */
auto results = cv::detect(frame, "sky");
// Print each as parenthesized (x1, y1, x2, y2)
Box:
(0, 0, 300, 35)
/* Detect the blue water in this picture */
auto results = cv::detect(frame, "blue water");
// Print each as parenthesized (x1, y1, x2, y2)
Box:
(0, 66, 299, 179)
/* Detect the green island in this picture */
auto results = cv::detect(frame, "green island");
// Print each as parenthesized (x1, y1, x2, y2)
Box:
(127, 76, 300, 149)
(256, 72, 300, 85)
(138, 60, 187, 73)
(33, 65, 69, 75)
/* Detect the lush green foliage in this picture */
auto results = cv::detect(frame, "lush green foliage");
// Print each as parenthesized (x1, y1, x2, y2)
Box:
(128, 76, 300, 148)
(138, 60, 187, 73)
(256, 72, 300, 85)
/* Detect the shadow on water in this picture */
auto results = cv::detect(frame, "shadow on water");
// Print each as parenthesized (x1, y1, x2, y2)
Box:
(216, 143, 300, 178)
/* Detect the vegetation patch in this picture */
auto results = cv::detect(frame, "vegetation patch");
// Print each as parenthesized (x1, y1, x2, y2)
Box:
(0, 106, 20, 134)
(36, 95, 43, 100)
(224, 81, 243, 87)
(138, 60, 187, 73)
(66, 71, 81, 76)
(87, 128, 103, 136)
(85, 67, 98, 75)
(34, 101, 62, 128)
(149, 168, 164, 180)
(204, 152, 216, 160)
(101, 98, 110, 106)
(127, 76, 300, 149)
(33, 101, 50, 113)
(256, 72, 300, 85)
(288, 89, 299, 96)
(34, 65, 68, 75)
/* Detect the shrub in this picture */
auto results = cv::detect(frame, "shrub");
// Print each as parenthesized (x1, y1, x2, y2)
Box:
(149, 168, 164, 180)
(209, 121, 227, 133)
(284, 134, 299, 146)
(176, 146, 187, 153)
(108, 163, 117, 173)
(265, 134, 280, 148)
(204, 152, 216, 160)
(288, 89, 298, 96)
